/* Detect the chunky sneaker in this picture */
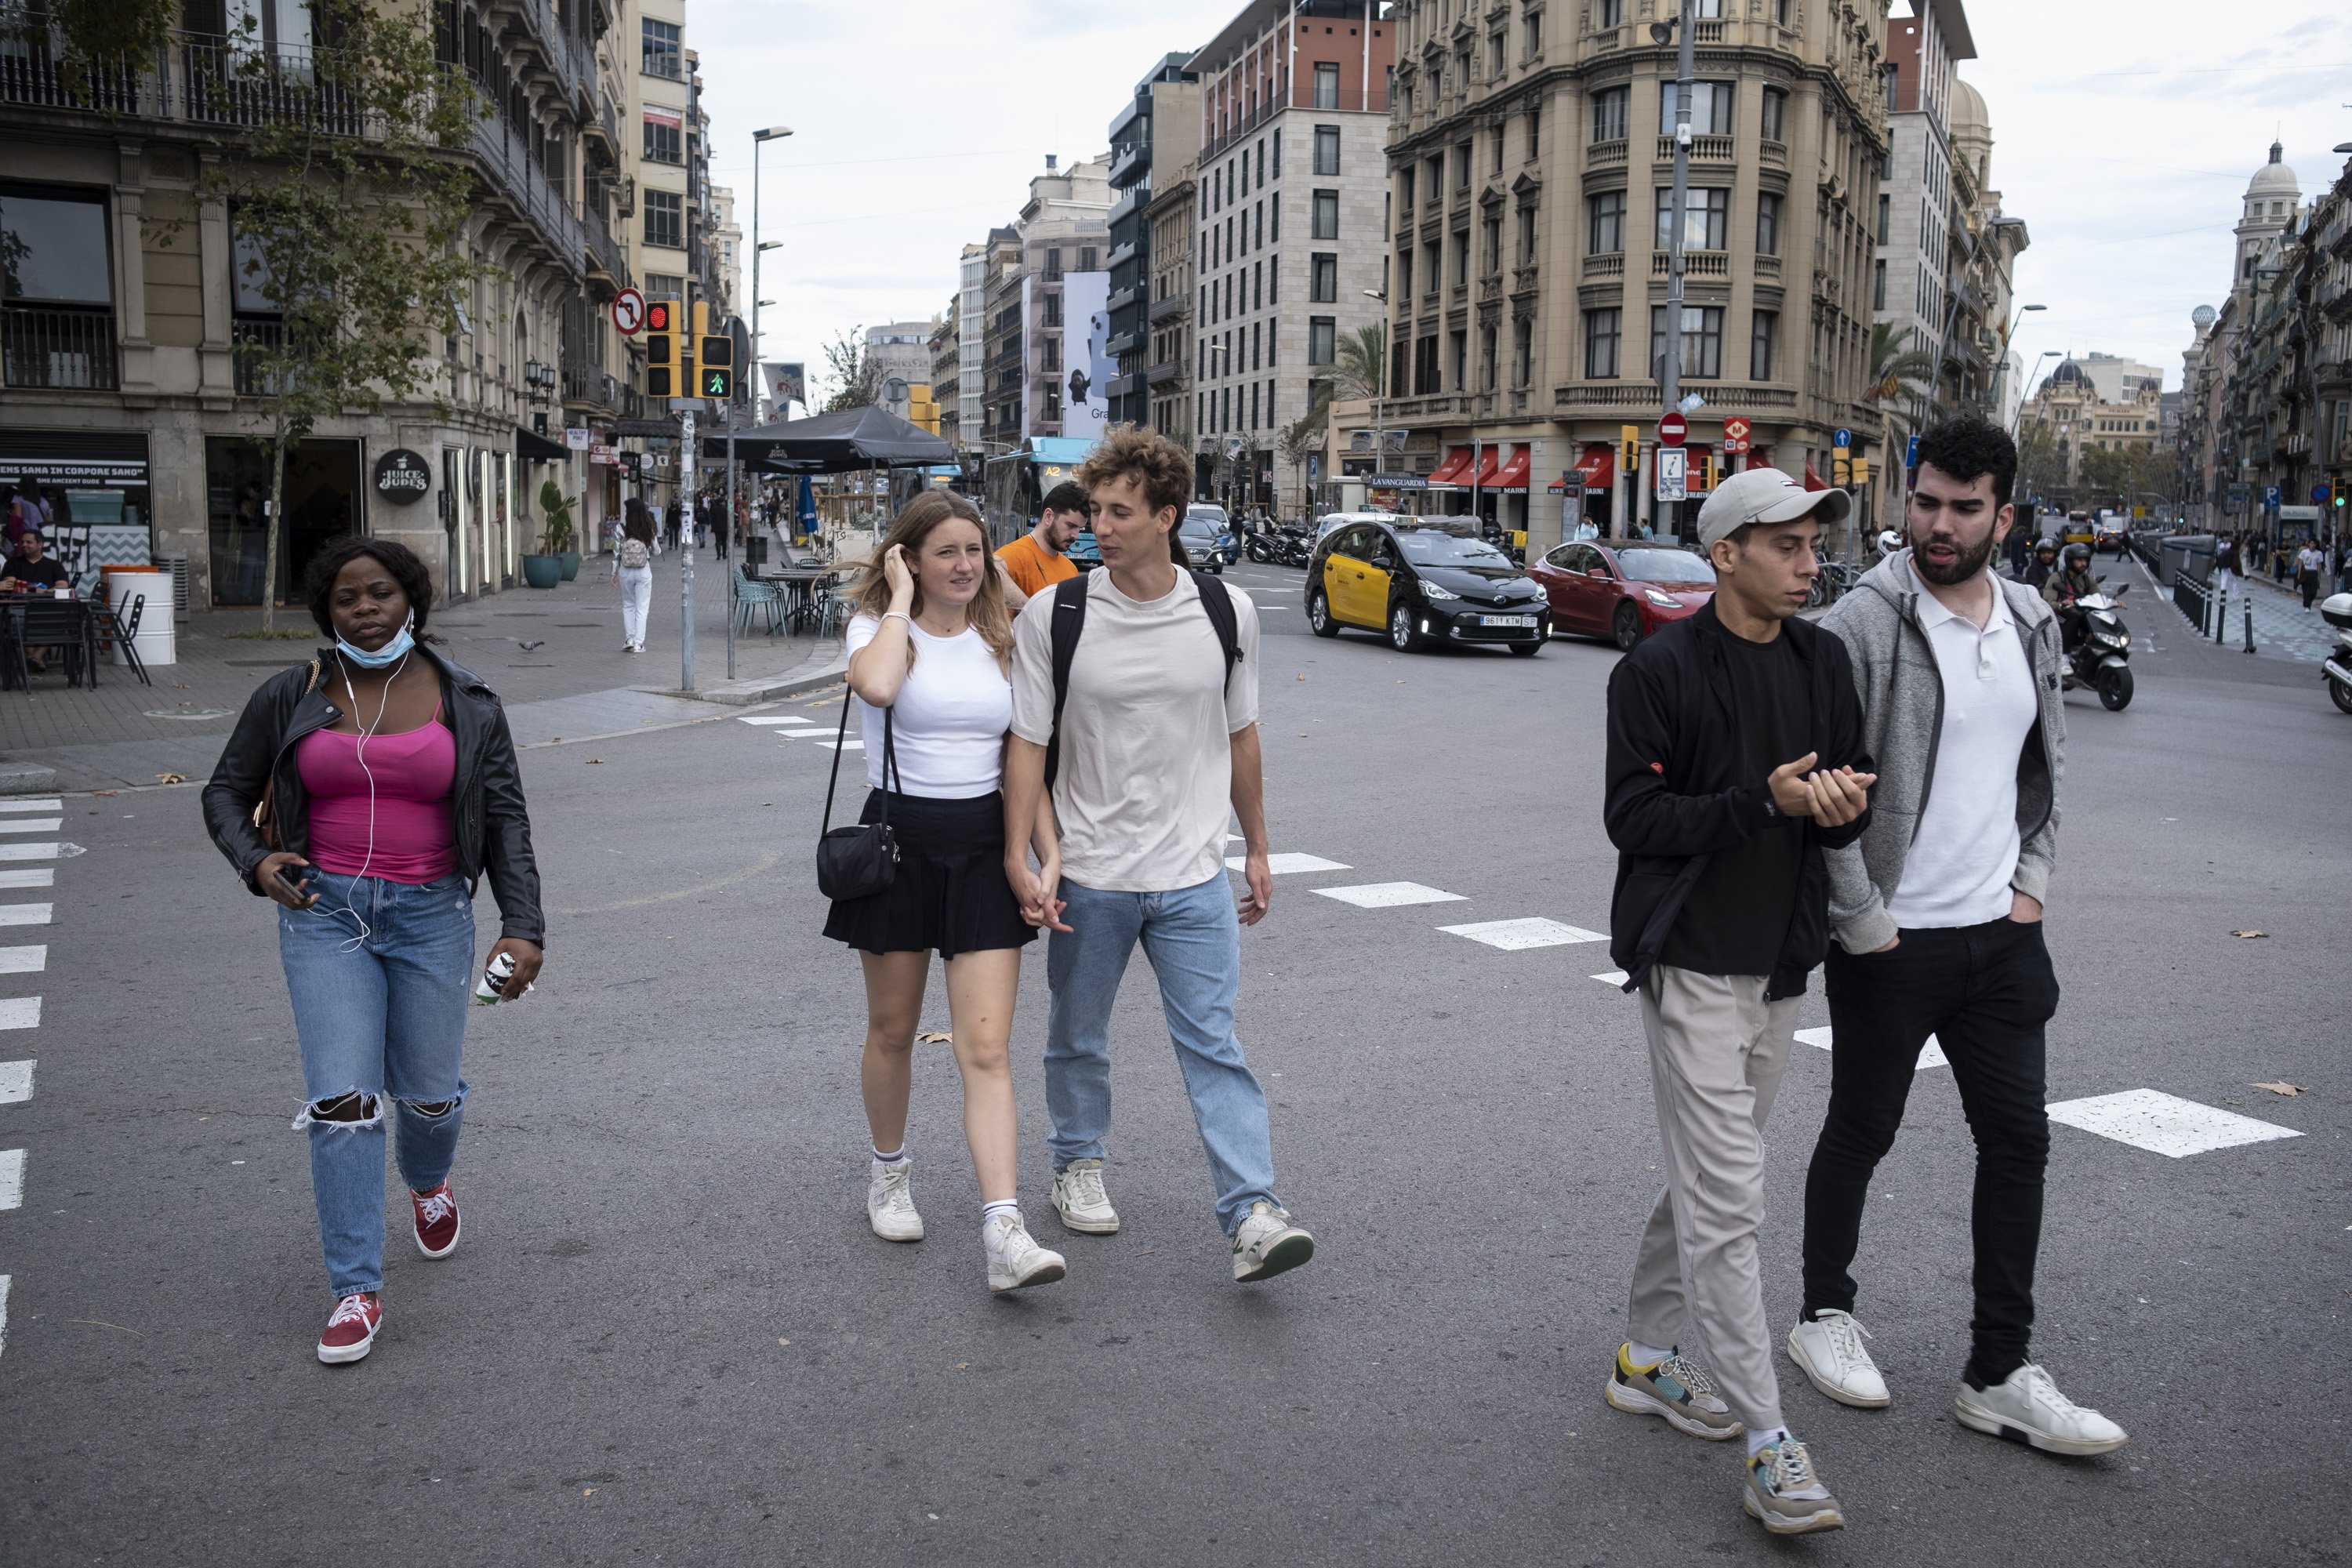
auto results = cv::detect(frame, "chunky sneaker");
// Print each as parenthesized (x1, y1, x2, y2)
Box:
(1231, 1201, 1315, 1282)
(1744, 1437, 1846, 1535)
(1051, 1159, 1120, 1235)
(317, 1292, 383, 1365)
(1787, 1309, 1889, 1409)
(1604, 1344, 1744, 1439)
(983, 1210, 1066, 1292)
(1955, 1363, 2129, 1455)
(411, 1180, 460, 1259)
(868, 1159, 924, 1243)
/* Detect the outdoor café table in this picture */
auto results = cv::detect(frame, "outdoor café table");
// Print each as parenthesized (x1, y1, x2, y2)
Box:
(0, 593, 102, 690)
(757, 567, 840, 633)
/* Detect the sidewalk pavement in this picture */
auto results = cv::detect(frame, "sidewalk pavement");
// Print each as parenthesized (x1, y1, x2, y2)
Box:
(2165, 565, 2338, 665)
(0, 550, 844, 794)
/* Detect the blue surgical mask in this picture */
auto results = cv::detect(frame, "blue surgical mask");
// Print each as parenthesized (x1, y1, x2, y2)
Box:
(337, 621, 415, 668)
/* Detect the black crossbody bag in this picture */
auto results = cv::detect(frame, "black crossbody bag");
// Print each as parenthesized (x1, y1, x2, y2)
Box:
(815, 686, 902, 901)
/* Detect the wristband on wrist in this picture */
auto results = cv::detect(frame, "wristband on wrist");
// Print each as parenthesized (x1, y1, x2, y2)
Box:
(880, 609, 912, 626)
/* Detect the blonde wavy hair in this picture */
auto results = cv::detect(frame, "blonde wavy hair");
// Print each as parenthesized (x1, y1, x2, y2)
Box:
(849, 489, 1014, 672)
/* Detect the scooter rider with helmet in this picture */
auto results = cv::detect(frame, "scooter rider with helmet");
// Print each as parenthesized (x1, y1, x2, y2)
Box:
(2042, 543, 2099, 652)
(2021, 538, 2061, 593)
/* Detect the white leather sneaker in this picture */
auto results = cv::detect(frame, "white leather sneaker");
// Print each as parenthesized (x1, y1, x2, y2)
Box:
(1051, 1159, 1120, 1235)
(1231, 1201, 1315, 1282)
(983, 1210, 1066, 1292)
(1786, 1310, 1891, 1409)
(1955, 1363, 2129, 1455)
(867, 1159, 924, 1243)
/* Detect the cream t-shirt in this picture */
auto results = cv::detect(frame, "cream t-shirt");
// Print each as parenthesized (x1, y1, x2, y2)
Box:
(1011, 568, 1260, 892)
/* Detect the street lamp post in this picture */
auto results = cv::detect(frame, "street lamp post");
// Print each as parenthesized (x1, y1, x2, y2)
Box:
(751, 126, 793, 407)
(1653, 1, 1697, 422)
(1362, 289, 1389, 495)
(1989, 302, 2045, 421)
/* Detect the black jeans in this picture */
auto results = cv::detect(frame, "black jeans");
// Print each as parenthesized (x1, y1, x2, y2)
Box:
(1802, 916, 2060, 1387)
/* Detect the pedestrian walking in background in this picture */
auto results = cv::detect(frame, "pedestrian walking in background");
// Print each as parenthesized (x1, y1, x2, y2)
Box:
(824, 490, 1065, 1294)
(1601, 467, 1875, 1537)
(664, 496, 684, 554)
(615, 500, 656, 653)
(1802, 415, 2129, 1458)
(2296, 540, 2325, 608)
(999, 425, 1314, 1283)
(200, 538, 543, 1366)
(994, 480, 1088, 613)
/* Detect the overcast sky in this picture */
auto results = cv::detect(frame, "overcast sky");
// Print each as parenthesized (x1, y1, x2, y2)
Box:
(691, 0, 2352, 405)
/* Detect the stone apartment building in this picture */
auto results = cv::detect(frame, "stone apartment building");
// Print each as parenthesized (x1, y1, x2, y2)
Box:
(975, 158, 1112, 448)
(1379, 0, 1892, 552)
(1106, 54, 1201, 429)
(2016, 352, 2164, 496)
(1189, 0, 1395, 514)
(955, 241, 991, 449)
(1146, 159, 1200, 451)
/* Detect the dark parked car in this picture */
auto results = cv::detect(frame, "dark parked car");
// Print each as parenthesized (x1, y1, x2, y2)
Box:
(1306, 517, 1548, 655)
(1178, 505, 1238, 572)
(1529, 540, 1716, 649)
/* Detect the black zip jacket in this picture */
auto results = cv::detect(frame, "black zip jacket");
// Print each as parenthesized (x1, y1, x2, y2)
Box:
(201, 644, 545, 945)
(1603, 601, 1871, 1000)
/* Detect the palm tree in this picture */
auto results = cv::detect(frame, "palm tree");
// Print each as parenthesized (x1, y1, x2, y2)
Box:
(1334, 321, 1386, 401)
(1869, 323, 1935, 418)
(1276, 385, 1336, 521)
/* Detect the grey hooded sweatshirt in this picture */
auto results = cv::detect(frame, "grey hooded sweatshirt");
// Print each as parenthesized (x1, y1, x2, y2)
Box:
(1816, 551, 2066, 956)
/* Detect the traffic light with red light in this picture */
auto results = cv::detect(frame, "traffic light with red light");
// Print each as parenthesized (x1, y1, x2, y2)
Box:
(644, 297, 678, 397)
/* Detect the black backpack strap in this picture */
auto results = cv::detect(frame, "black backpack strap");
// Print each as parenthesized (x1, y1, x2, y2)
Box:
(1191, 568, 1242, 686)
(1044, 573, 1091, 788)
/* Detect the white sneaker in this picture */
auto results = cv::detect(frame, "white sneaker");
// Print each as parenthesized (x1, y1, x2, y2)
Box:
(1051, 1159, 1120, 1235)
(1786, 1310, 1890, 1409)
(983, 1210, 1066, 1292)
(1231, 1201, 1315, 1282)
(1955, 1363, 2129, 1455)
(867, 1158, 924, 1243)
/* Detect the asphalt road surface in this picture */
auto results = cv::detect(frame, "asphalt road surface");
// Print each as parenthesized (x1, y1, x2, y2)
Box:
(2, 558, 2343, 1566)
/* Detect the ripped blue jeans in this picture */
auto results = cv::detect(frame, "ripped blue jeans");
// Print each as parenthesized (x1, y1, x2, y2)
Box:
(280, 870, 476, 1298)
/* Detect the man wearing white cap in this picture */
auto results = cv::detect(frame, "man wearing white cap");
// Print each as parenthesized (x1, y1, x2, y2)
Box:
(1600, 465, 1877, 1535)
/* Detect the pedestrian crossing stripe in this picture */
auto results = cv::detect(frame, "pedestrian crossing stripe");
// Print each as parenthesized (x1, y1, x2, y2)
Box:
(0, 871, 52, 889)
(0, 947, 42, 975)
(0, 1060, 29, 1104)
(0, 820, 60, 835)
(0, 1148, 20, 1210)
(0, 998, 38, 1030)
(0, 845, 59, 862)
(0, 906, 51, 927)
(1439, 918, 1607, 951)
(1312, 881, 1468, 909)
(1795, 1026, 1948, 1071)
(736, 716, 823, 727)
(0, 800, 60, 812)
(0, 1275, 11, 1359)
(1592, 969, 1630, 985)
(812, 740, 863, 751)
(2045, 1087, 2301, 1158)
(1229, 853, 1351, 874)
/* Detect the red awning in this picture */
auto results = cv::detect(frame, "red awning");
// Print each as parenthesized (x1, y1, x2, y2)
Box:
(1551, 443, 1615, 491)
(1802, 461, 1828, 492)
(1491, 445, 1531, 493)
(1465, 447, 1504, 489)
(1426, 445, 1474, 488)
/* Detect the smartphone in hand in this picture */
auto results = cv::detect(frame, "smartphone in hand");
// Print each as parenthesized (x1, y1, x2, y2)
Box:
(274, 863, 311, 900)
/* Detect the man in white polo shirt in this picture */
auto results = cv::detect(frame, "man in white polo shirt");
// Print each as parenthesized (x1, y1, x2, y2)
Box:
(1795, 416, 2128, 1457)
(1000, 423, 1314, 1283)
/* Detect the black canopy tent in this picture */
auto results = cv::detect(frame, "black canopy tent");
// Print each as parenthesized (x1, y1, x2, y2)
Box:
(700, 404, 954, 473)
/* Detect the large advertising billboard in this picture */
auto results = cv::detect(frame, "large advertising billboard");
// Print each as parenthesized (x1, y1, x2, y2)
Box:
(1062, 270, 1112, 438)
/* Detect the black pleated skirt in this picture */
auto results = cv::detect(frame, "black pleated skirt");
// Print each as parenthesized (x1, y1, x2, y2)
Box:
(822, 789, 1036, 959)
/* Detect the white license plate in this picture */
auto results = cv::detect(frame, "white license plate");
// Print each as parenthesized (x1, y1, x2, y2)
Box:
(1479, 615, 1537, 627)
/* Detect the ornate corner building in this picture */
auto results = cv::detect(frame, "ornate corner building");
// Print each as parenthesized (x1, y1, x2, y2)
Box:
(1377, 0, 1889, 548)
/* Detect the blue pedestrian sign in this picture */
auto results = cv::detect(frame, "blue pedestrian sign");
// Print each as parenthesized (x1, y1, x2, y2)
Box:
(1905, 434, 1918, 469)
(1833, 427, 1852, 449)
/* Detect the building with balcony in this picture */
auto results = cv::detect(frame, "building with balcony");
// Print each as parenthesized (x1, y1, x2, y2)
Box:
(2016, 353, 2165, 496)
(0, 0, 620, 608)
(1105, 53, 1201, 428)
(1380, 0, 1891, 553)
(1190, 0, 1394, 515)
(956, 241, 990, 449)
(930, 302, 962, 444)
(973, 158, 1112, 449)
(1146, 158, 1200, 453)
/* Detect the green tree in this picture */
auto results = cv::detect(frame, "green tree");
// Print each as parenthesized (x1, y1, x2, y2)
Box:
(821, 327, 880, 412)
(1275, 385, 1335, 520)
(1333, 321, 1387, 401)
(189, 0, 478, 630)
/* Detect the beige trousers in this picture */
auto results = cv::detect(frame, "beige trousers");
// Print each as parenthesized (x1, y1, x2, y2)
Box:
(1627, 964, 1801, 1435)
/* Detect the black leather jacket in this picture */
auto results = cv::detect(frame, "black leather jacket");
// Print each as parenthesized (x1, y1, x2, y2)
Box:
(200, 644, 545, 945)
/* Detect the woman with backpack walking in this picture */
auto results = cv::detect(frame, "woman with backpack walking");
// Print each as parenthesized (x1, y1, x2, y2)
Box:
(822, 489, 1065, 1293)
(615, 499, 656, 652)
(200, 537, 543, 1363)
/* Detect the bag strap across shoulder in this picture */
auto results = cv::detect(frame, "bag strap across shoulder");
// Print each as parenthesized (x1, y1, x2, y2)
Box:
(1045, 568, 1242, 788)
(818, 680, 899, 837)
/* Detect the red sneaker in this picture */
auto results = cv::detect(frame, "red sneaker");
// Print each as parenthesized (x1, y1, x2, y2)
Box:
(412, 1179, 461, 1259)
(317, 1292, 383, 1364)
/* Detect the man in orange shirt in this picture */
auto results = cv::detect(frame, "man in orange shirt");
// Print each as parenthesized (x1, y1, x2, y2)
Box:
(996, 481, 1090, 612)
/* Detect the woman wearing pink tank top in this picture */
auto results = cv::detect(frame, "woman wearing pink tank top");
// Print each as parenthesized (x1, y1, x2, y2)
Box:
(202, 538, 544, 1367)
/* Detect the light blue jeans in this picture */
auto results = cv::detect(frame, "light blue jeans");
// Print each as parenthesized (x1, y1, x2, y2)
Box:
(1044, 873, 1281, 1235)
(279, 871, 476, 1298)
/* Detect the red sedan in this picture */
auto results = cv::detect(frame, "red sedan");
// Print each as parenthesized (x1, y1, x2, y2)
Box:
(1529, 540, 1716, 649)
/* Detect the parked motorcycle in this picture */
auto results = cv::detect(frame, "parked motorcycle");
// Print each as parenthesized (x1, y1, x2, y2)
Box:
(2056, 579, 2134, 711)
(2321, 593, 2352, 714)
(1271, 526, 1316, 568)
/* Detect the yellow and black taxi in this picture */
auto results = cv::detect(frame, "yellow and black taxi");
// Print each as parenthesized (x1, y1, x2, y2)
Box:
(1306, 516, 1550, 655)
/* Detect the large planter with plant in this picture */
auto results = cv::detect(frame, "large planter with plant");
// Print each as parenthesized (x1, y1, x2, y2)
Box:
(521, 554, 564, 589)
(536, 477, 581, 586)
